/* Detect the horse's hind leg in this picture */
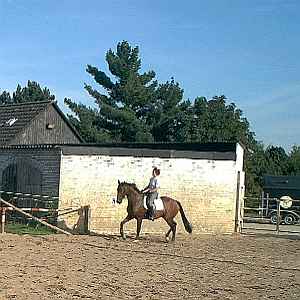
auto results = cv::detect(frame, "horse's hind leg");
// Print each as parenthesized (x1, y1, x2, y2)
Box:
(170, 220, 177, 241)
(120, 215, 132, 240)
(165, 228, 172, 242)
(164, 217, 177, 242)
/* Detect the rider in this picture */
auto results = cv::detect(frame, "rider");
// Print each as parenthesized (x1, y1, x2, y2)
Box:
(142, 167, 160, 221)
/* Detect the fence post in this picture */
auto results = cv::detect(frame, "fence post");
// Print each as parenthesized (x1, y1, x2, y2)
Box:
(83, 205, 90, 234)
(276, 199, 280, 234)
(260, 191, 264, 218)
(1, 207, 6, 234)
(266, 193, 269, 218)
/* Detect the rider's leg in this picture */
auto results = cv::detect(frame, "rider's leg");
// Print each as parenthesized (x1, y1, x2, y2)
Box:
(147, 192, 157, 220)
(146, 194, 153, 219)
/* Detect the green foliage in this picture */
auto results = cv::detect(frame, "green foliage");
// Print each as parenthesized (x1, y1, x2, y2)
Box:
(6, 223, 55, 235)
(244, 143, 265, 195)
(186, 95, 256, 147)
(151, 79, 189, 142)
(0, 91, 11, 104)
(287, 146, 300, 175)
(264, 146, 289, 175)
(66, 41, 160, 142)
(0, 81, 55, 105)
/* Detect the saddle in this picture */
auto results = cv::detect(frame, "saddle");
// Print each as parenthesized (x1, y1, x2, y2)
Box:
(143, 195, 164, 211)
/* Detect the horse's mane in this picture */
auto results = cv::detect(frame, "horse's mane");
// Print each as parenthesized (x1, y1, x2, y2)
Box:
(122, 182, 141, 193)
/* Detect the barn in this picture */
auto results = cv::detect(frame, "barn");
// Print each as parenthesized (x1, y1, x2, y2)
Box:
(0, 101, 81, 205)
(0, 101, 245, 235)
(0, 101, 82, 146)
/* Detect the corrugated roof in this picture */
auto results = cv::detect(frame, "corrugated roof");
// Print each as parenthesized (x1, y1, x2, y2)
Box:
(0, 101, 50, 145)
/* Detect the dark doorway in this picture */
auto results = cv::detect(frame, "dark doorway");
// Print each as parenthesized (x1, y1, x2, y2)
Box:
(2, 160, 42, 207)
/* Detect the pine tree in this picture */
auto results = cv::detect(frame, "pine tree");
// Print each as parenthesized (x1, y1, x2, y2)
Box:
(0, 81, 55, 105)
(0, 91, 12, 104)
(65, 41, 158, 142)
(151, 78, 191, 142)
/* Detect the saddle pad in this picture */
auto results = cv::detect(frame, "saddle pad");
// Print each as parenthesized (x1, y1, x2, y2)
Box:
(143, 196, 164, 211)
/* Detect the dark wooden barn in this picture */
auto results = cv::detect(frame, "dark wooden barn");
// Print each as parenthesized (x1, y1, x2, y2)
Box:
(0, 101, 83, 145)
(0, 101, 83, 208)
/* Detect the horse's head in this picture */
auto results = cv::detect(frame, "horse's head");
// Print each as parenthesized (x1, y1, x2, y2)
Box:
(116, 180, 127, 204)
(117, 181, 141, 204)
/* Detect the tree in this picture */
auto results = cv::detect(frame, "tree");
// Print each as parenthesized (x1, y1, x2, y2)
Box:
(288, 146, 300, 175)
(64, 100, 112, 142)
(264, 146, 289, 175)
(0, 81, 55, 105)
(0, 91, 11, 104)
(65, 41, 159, 142)
(245, 142, 269, 195)
(151, 78, 191, 142)
(181, 95, 256, 148)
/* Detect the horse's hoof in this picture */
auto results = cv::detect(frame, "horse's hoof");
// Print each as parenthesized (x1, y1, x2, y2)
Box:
(121, 235, 126, 240)
(165, 236, 170, 243)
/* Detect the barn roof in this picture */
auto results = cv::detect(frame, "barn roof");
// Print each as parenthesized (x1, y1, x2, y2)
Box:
(0, 101, 83, 144)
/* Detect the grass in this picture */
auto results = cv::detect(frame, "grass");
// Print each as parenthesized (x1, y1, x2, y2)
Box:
(5, 222, 55, 235)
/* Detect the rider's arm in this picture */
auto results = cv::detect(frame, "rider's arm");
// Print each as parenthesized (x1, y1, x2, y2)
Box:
(141, 182, 150, 193)
(142, 187, 150, 193)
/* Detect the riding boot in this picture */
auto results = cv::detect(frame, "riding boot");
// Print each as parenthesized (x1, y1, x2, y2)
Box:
(149, 208, 155, 221)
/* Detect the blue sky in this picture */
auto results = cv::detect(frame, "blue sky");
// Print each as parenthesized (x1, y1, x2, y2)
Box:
(0, 0, 299, 150)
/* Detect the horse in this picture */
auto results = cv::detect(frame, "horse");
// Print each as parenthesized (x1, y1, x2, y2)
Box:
(116, 181, 192, 242)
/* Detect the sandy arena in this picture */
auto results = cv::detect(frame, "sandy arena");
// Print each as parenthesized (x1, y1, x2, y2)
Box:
(0, 232, 299, 299)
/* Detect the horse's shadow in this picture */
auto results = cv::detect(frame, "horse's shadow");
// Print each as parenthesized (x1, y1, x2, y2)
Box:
(89, 231, 175, 244)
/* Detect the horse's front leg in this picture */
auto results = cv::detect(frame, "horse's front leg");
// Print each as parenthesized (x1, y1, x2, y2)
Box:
(120, 215, 132, 240)
(136, 218, 143, 239)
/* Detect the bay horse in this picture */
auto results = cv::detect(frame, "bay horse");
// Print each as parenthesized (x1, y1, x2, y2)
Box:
(116, 181, 192, 241)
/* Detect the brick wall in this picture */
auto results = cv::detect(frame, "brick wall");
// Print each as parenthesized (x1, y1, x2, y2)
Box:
(58, 147, 244, 235)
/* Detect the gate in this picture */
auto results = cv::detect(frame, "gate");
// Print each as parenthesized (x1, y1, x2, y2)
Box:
(242, 195, 300, 236)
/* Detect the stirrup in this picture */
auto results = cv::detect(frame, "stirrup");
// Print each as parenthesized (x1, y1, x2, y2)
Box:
(147, 212, 154, 221)
(149, 213, 155, 221)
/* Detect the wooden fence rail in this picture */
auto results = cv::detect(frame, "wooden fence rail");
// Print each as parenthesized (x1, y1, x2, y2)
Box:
(0, 197, 71, 235)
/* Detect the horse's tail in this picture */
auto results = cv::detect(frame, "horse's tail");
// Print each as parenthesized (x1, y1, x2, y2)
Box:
(176, 201, 192, 234)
